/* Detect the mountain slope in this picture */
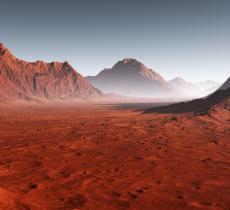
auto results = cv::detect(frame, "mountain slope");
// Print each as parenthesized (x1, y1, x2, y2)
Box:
(218, 77, 230, 90)
(0, 43, 103, 100)
(144, 82, 230, 114)
(87, 59, 181, 98)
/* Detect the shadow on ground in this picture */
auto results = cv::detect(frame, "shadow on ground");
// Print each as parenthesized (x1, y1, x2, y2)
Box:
(96, 102, 171, 111)
(143, 89, 230, 114)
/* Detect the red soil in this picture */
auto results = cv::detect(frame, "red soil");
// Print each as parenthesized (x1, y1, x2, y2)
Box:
(0, 103, 229, 210)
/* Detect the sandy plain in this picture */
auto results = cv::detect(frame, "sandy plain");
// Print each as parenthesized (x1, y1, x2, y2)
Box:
(0, 102, 229, 210)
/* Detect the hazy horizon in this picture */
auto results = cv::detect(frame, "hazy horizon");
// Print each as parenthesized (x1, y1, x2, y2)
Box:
(1, 0, 229, 83)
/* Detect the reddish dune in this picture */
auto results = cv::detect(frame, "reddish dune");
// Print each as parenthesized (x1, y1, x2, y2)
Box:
(0, 103, 229, 210)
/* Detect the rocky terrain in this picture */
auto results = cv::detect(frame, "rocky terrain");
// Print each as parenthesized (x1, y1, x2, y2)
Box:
(0, 43, 103, 101)
(0, 101, 229, 210)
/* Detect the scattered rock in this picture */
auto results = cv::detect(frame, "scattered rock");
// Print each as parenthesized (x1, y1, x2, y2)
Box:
(65, 194, 86, 208)
(29, 183, 37, 189)
(170, 116, 178, 121)
(136, 188, 144, 193)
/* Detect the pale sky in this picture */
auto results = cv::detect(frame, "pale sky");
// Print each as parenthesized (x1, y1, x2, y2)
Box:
(0, 0, 229, 83)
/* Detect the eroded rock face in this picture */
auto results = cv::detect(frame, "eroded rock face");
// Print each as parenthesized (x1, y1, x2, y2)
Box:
(0, 43, 103, 100)
(87, 58, 181, 98)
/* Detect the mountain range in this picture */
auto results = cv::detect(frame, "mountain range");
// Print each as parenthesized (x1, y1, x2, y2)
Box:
(0, 43, 103, 100)
(168, 77, 220, 97)
(168, 77, 200, 97)
(87, 59, 221, 98)
(0, 44, 226, 101)
(87, 59, 182, 98)
(195, 80, 221, 91)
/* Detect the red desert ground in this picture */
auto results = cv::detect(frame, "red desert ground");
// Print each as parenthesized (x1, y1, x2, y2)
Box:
(0, 44, 230, 210)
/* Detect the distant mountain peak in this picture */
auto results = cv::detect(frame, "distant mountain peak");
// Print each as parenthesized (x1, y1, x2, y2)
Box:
(112, 58, 144, 70)
(168, 77, 200, 97)
(120, 58, 141, 65)
(109, 58, 165, 82)
(172, 77, 185, 81)
(86, 58, 182, 98)
(169, 77, 187, 84)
